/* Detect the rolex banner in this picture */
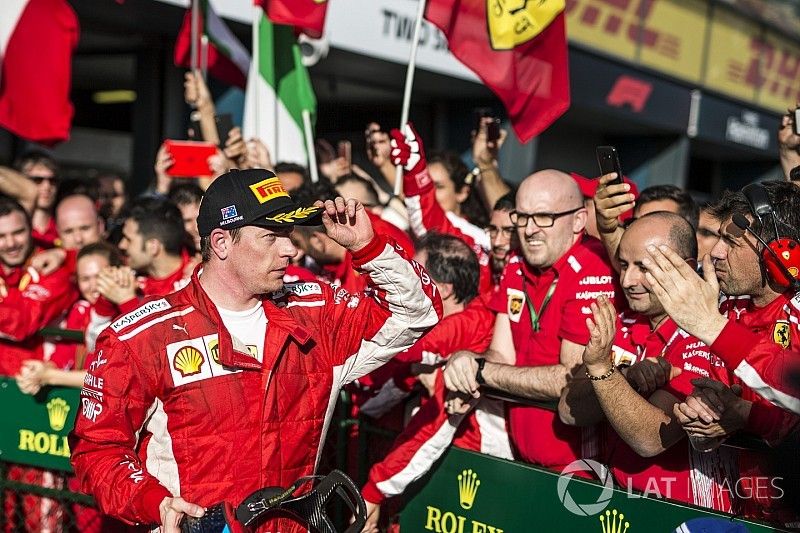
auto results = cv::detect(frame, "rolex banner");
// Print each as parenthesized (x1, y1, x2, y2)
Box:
(400, 447, 779, 532)
(425, 0, 569, 143)
(243, 12, 316, 166)
(0, 377, 79, 472)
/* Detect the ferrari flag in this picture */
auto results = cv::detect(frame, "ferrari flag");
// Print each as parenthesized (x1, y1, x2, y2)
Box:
(426, 0, 570, 142)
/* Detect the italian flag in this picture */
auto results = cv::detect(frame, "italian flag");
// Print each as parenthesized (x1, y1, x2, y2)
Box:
(0, 0, 78, 145)
(243, 12, 316, 166)
(174, 0, 251, 89)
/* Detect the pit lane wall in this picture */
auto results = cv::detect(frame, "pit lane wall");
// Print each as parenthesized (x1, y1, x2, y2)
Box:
(0, 378, 78, 472)
(399, 447, 786, 533)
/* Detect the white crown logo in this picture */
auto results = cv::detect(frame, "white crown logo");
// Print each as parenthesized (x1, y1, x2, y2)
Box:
(457, 469, 480, 510)
(600, 509, 630, 533)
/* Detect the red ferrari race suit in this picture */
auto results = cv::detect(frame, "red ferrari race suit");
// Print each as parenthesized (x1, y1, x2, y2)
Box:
(70, 234, 442, 532)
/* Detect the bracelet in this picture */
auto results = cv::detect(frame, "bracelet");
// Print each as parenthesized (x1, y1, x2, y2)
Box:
(586, 365, 616, 381)
(475, 357, 487, 385)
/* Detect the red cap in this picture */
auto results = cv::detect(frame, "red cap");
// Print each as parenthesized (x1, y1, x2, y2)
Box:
(571, 172, 639, 221)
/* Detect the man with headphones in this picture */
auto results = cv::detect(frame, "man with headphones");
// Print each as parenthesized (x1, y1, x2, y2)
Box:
(641, 180, 800, 526)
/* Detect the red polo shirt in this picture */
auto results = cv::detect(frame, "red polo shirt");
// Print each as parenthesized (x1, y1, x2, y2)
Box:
(604, 312, 735, 512)
(488, 234, 618, 469)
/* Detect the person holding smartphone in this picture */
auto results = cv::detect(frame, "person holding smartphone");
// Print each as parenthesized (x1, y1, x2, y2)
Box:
(778, 104, 800, 181)
(471, 114, 511, 213)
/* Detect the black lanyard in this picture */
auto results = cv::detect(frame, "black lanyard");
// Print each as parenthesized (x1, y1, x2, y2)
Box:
(523, 276, 558, 332)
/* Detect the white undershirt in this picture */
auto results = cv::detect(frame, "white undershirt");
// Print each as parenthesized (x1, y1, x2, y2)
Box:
(217, 303, 267, 362)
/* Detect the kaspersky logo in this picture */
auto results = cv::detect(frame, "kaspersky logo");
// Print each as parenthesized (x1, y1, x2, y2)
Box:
(249, 177, 289, 204)
(486, 0, 565, 50)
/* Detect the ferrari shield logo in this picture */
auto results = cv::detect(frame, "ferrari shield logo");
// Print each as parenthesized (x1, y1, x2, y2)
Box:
(507, 288, 526, 323)
(486, 0, 565, 50)
(773, 320, 790, 349)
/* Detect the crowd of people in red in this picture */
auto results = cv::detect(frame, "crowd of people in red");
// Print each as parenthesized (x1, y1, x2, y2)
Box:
(2, 72, 800, 532)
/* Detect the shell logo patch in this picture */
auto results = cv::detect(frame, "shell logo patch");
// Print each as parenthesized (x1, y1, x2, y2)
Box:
(773, 320, 790, 349)
(486, 0, 564, 51)
(249, 177, 289, 204)
(507, 288, 526, 323)
(173, 346, 205, 377)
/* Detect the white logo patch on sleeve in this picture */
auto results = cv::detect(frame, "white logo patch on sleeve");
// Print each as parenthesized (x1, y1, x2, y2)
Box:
(506, 288, 526, 323)
(285, 282, 322, 296)
(111, 299, 171, 332)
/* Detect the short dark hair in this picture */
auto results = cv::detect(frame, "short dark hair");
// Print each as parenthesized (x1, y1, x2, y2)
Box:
(633, 211, 697, 260)
(427, 150, 489, 228)
(493, 191, 516, 212)
(200, 227, 241, 262)
(335, 174, 380, 206)
(0, 195, 30, 228)
(275, 162, 308, 179)
(168, 183, 204, 207)
(77, 241, 123, 267)
(13, 150, 58, 175)
(636, 185, 699, 229)
(417, 232, 479, 304)
(711, 181, 800, 242)
(124, 197, 186, 256)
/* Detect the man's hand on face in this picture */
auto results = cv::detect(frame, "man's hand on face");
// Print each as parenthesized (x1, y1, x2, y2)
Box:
(622, 356, 681, 397)
(158, 496, 205, 533)
(443, 350, 481, 398)
(673, 379, 749, 439)
(97, 266, 137, 305)
(642, 245, 727, 345)
(315, 197, 375, 253)
(30, 247, 67, 276)
(582, 296, 617, 376)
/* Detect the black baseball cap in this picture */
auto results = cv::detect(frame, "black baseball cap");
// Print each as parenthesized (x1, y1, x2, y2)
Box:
(197, 169, 321, 236)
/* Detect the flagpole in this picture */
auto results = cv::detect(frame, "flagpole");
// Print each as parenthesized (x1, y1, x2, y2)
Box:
(303, 110, 319, 183)
(394, 0, 428, 197)
(200, 35, 209, 81)
(190, 0, 199, 70)
(252, 5, 261, 142)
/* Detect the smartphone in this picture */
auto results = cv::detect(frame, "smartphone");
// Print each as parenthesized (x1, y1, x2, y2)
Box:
(596, 146, 624, 186)
(338, 140, 352, 170)
(794, 107, 800, 136)
(214, 113, 235, 149)
(163, 140, 217, 177)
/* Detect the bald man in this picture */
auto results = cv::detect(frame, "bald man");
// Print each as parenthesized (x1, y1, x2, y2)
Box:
(444, 170, 620, 471)
(55, 194, 105, 251)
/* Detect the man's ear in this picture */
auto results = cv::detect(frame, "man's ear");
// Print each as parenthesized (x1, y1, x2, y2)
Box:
(145, 238, 161, 257)
(572, 208, 588, 234)
(438, 281, 454, 301)
(455, 185, 470, 205)
(209, 228, 229, 260)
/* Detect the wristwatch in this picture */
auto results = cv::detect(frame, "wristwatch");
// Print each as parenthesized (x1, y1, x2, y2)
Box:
(475, 357, 487, 385)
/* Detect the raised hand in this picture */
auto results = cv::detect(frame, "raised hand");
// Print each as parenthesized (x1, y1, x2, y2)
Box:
(389, 123, 428, 178)
(314, 197, 375, 252)
(643, 245, 726, 345)
(582, 296, 617, 375)
(593, 173, 635, 234)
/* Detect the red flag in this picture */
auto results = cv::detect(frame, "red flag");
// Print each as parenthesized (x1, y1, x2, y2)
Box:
(174, 0, 251, 89)
(426, 0, 569, 143)
(0, 0, 78, 145)
(259, 0, 329, 38)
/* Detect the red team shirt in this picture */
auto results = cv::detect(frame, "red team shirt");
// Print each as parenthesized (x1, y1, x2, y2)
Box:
(605, 312, 736, 512)
(488, 235, 619, 469)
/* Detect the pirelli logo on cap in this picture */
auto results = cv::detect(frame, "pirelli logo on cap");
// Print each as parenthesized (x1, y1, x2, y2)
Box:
(249, 177, 289, 204)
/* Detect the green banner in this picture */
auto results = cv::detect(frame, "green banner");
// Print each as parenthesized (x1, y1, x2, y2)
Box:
(400, 447, 786, 533)
(0, 377, 78, 472)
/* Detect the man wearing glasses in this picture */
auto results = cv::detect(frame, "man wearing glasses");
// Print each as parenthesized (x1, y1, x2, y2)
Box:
(13, 151, 60, 247)
(484, 191, 517, 284)
(444, 169, 619, 472)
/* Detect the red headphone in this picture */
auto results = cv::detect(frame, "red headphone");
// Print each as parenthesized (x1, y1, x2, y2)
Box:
(742, 183, 800, 288)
